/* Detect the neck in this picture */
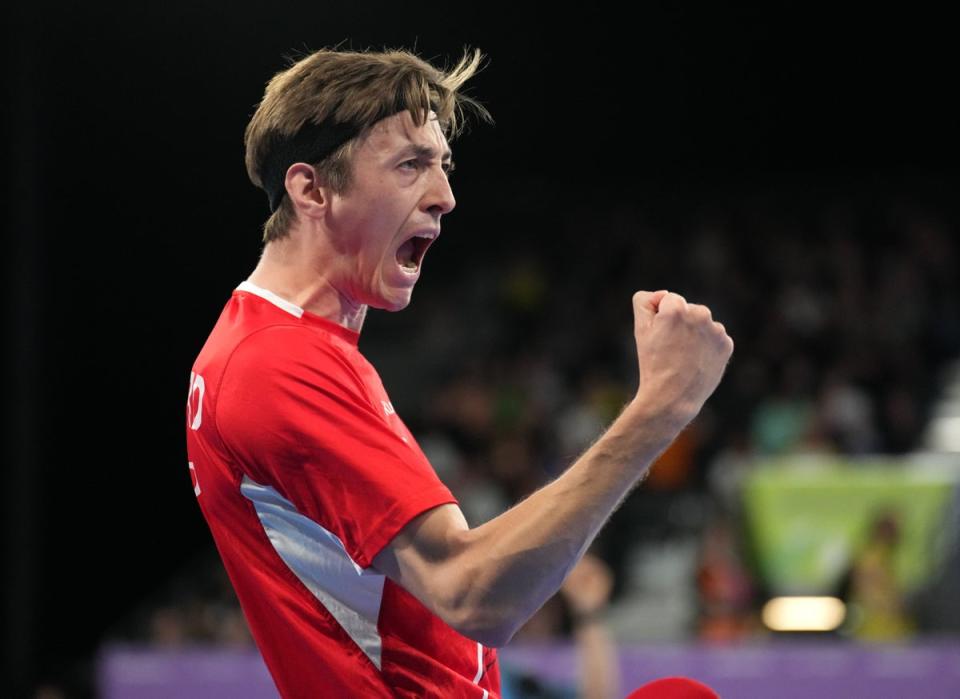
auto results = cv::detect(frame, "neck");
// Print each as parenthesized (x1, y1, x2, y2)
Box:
(247, 233, 368, 334)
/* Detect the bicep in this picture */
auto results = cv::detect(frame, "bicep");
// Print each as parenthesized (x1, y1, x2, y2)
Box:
(371, 503, 472, 622)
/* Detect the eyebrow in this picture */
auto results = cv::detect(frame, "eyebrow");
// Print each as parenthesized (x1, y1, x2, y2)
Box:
(399, 143, 453, 163)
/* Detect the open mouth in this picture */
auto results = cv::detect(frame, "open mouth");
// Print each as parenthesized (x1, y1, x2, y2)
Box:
(396, 235, 433, 272)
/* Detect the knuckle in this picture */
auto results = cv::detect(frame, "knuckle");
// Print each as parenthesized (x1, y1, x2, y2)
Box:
(685, 304, 711, 324)
(662, 292, 685, 312)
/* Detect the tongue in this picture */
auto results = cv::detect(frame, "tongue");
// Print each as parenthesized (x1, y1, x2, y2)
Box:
(397, 239, 417, 269)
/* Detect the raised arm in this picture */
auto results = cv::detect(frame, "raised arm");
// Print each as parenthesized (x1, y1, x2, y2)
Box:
(372, 290, 733, 646)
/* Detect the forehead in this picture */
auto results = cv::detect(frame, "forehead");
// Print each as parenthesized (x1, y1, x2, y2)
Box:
(362, 110, 452, 159)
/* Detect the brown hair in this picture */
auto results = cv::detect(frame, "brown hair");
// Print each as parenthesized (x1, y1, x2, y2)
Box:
(244, 46, 492, 244)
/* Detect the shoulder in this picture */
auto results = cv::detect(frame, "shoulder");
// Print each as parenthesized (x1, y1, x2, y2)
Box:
(227, 323, 359, 382)
(218, 323, 371, 417)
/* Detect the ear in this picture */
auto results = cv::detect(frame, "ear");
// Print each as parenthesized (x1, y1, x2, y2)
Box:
(284, 163, 330, 219)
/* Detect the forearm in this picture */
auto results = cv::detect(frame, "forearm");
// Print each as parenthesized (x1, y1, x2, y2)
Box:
(372, 291, 731, 646)
(452, 397, 686, 645)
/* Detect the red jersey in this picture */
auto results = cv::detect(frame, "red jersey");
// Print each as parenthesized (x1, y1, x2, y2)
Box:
(185, 281, 500, 698)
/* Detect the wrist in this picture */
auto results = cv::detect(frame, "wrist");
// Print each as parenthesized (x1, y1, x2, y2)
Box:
(623, 392, 695, 437)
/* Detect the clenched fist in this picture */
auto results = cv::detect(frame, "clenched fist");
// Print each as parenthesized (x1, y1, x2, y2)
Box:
(631, 290, 733, 427)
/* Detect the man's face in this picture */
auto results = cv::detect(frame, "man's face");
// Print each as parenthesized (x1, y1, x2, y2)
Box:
(323, 109, 456, 312)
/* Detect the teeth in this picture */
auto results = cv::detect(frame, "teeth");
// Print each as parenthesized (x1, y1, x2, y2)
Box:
(396, 238, 418, 272)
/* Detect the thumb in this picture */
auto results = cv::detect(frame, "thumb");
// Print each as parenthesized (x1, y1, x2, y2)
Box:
(633, 290, 668, 333)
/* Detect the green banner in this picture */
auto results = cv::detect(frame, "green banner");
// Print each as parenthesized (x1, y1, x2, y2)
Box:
(741, 456, 959, 594)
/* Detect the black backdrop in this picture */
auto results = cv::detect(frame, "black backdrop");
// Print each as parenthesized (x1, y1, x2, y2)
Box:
(4, 2, 958, 694)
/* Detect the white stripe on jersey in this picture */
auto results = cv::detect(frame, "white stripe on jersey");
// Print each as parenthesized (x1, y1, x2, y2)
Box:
(236, 280, 304, 318)
(473, 641, 487, 697)
(241, 475, 385, 669)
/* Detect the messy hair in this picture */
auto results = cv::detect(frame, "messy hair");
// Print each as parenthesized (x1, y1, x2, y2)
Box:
(244, 46, 492, 243)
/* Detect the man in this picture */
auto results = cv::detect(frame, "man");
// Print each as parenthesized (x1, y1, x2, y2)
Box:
(185, 46, 733, 699)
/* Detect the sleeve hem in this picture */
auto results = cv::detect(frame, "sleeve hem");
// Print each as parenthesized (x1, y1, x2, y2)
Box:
(355, 485, 459, 569)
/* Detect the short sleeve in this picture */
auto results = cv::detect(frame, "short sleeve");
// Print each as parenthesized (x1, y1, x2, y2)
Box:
(215, 325, 457, 568)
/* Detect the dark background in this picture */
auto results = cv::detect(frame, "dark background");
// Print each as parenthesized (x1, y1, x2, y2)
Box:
(4, 2, 958, 695)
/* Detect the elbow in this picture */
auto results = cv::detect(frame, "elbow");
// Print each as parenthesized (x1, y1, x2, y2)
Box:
(436, 530, 521, 648)
(445, 586, 519, 648)
(452, 614, 516, 649)
(472, 629, 514, 649)
(480, 624, 518, 649)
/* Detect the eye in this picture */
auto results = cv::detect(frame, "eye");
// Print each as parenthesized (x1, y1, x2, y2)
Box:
(399, 159, 420, 170)
(442, 161, 456, 177)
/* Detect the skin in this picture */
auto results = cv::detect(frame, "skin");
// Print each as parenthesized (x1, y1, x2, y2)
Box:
(370, 295, 733, 647)
(248, 109, 455, 331)
(247, 109, 735, 648)
(560, 554, 620, 699)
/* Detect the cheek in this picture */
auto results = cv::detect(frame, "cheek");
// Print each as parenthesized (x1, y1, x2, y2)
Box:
(357, 246, 387, 283)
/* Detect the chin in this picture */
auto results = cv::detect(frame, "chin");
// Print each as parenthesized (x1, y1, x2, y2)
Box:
(364, 276, 416, 312)
(372, 293, 413, 313)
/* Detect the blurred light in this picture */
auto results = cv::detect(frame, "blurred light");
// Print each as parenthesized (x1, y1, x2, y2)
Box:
(928, 415, 960, 452)
(762, 596, 846, 632)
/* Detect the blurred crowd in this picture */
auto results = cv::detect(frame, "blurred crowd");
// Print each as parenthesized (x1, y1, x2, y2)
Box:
(114, 183, 960, 657)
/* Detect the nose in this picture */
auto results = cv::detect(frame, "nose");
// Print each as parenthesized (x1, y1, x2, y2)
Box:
(424, 165, 456, 217)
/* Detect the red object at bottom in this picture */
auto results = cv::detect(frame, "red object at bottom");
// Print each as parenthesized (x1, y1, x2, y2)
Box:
(626, 676, 720, 698)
